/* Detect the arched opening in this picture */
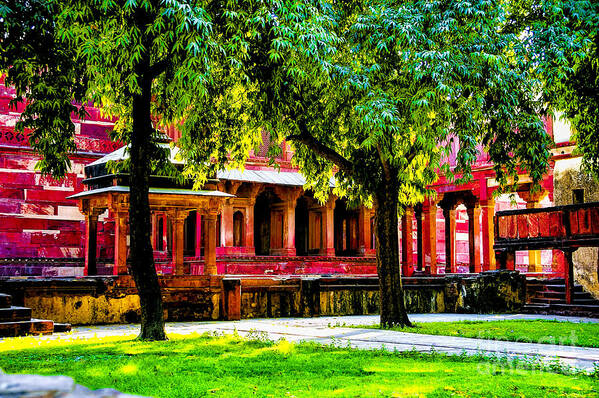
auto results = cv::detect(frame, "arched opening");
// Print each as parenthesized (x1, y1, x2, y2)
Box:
(183, 211, 196, 256)
(295, 197, 309, 256)
(233, 210, 245, 247)
(455, 203, 469, 271)
(334, 199, 360, 256)
(157, 217, 164, 251)
(254, 189, 282, 255)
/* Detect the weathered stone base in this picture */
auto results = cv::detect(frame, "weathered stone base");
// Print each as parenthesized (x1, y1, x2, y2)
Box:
(0, 271, 525, 325)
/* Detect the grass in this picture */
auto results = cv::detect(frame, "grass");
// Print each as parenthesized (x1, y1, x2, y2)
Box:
(348, 320, 599, 348)
(0, 332, 598, 397)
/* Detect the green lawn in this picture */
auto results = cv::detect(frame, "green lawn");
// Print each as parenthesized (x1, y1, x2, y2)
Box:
(0, 333, 597, 397)
(352, 320, 599, 347)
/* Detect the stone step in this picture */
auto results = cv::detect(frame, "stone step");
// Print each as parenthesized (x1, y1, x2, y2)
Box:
(523, 303, 551, 310)
(0, 306, 32, 322)
(53, 323, 71, 333)
(543, 284, 586, 293)
(0, 319, 54, 338)
(531, 297, 599, 306)
(0, 293, 11, 308)
(531, 297, 564, 304)
(537, 290, 592, 299)
(551, 303, 599, 312)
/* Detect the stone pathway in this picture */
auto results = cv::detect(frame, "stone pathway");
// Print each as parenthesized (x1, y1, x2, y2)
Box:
(16, 314, 599, 371)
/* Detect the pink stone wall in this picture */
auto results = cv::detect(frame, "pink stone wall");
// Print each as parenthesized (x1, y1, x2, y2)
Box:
(0, 82, 119, 276)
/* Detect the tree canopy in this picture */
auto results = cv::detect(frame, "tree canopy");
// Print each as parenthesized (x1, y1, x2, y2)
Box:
(245, 0, 555, 326)
(1, 0, 580, 329)
(516, 0, 599, 176)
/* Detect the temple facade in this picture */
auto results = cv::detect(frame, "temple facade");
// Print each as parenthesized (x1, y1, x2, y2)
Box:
(0, 79, 579, 283)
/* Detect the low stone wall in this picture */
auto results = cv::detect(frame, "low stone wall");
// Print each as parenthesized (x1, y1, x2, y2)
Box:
(0, 271, 525, 325)
(0, 275, 223, 324)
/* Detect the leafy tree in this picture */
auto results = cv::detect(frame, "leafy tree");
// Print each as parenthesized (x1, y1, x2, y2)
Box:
(509, 0, 599, 176)
(0, 0, 289, 340)
(253, 0, 552, 327)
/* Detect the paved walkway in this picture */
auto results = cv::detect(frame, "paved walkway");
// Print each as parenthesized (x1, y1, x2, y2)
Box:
(40, 313, 599, 371)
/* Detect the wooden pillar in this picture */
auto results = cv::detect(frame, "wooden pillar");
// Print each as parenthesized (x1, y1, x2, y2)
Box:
(84, 210, 100, 276)
(563, 249, 576, 304)
(466, 205, 482, 273)
(114, 211, 128, 275)
(204, 213, 218, 275)
(481, 198, 496, 270)
(172, 211, 187, 275)
(401, 207, 414, 276)
(422, 201, 437, 274)
(442, 207, 457, 273)
(322, 197, 336, 256)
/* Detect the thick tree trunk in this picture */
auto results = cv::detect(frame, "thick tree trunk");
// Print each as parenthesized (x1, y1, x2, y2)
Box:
(129, 69, 166, 341)
(373, 186, 412, 328)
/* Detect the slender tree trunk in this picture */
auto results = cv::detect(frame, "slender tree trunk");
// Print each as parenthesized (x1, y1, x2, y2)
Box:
(373, 185, 412, 328)
(129, 66, 166, 340)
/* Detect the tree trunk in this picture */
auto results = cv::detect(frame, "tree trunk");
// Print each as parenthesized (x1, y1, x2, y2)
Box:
(129, 68, 167, 341)
(373, 186, 412, 328)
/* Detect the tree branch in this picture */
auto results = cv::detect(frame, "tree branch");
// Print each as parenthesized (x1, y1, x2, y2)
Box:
(287, 122, 354, 175)
(147, 57, 170, 79)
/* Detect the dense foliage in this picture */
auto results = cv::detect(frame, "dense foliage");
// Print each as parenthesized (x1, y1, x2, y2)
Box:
(248, 0, 554, 326)
(2, 0, 591, 329)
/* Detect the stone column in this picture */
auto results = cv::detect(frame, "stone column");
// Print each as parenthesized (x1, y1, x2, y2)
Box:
(171, 211, 187, 275)
(442, 207, 457, 273)
(273, 189, 301, 256)
(245, 200, 256, 256)
(322, 198, 336, 256)
(204, 213, 218, 275)
(150, 213, 156, 250)
(480, 198, 495, 270)
(422, 201, 438, 274)
(114, 211, 128, 275)
(520, 189, 547, 272)
(84, 209, 101, 276)
(466, 205, 482, 273)
(401, 207, 414, 276)
(282, 197, 297, 256)
(219, 202, 235, 254)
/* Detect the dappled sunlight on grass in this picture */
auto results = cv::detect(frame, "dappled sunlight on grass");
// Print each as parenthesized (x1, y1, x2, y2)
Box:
(0, 333, 597, 397)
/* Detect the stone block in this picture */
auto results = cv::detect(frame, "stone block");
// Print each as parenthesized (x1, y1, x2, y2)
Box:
(0, 374, 148, 397)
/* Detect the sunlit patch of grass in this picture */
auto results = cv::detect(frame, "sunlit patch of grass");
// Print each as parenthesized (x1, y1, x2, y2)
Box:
(0, 333, 597, 397)
(351, 320, 599, 348)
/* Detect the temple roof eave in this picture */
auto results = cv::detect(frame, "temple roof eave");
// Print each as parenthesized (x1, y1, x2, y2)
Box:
(66, 185, 234, 200)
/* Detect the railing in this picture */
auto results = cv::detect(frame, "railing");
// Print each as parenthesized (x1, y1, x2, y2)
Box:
(494, 201, 599, 303)
(495, 202, 599, 250)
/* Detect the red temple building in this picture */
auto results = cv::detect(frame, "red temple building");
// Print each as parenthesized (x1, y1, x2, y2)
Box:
(0, 79, 579, 284)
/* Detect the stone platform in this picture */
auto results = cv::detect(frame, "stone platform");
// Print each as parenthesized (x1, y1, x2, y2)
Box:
(0, 271, 525, 326)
